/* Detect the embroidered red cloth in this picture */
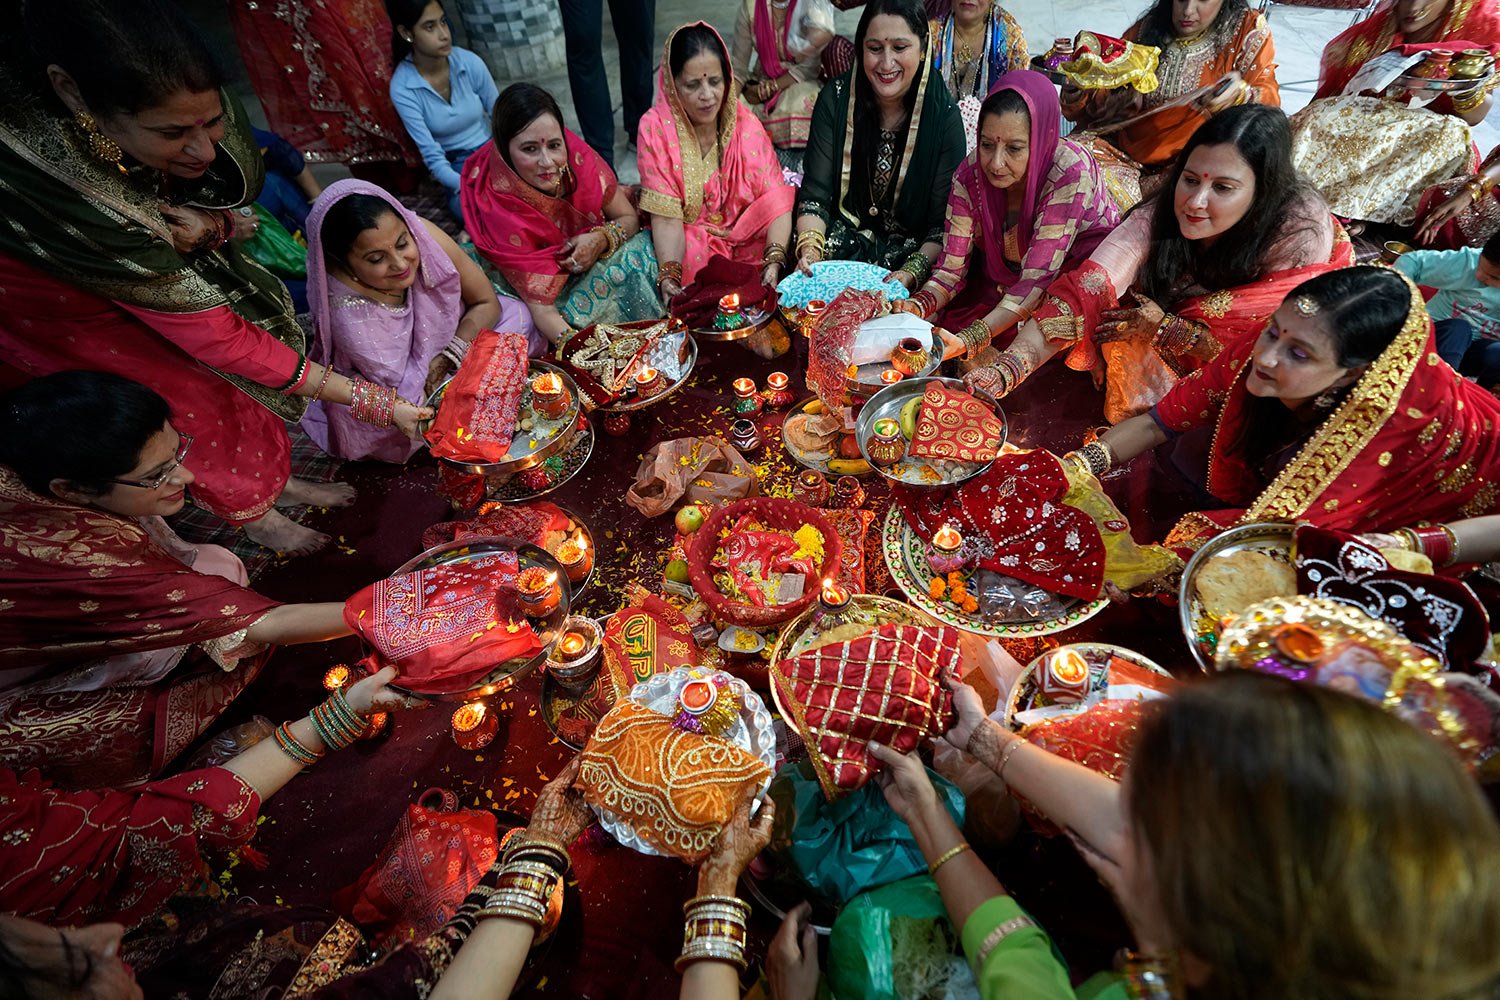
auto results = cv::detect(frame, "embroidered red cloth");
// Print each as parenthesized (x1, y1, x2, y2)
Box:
(896, 451, 1107, 600)
(806, 288, 882, 411)
(908, 383, 1004, 462)
(823, 508, 876, 593)
(1294, 526, 1491, 671)
(601, 592, 701, 696)
(423, 330, 530, 463)
(1018, 699, 1144, 834)
(332, 788, 500, 951)
(772, 623, 958, 799)
(343, 553, 541, 695)
(671, 254, 780, 329)
(419, 501, 574, 552)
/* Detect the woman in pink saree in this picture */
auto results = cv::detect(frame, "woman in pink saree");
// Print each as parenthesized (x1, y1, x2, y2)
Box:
(301, 179, 535, 463)
(638, 22, 797, 297)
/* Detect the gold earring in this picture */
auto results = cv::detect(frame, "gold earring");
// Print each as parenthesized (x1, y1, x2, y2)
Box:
(72, 110, 125, 174)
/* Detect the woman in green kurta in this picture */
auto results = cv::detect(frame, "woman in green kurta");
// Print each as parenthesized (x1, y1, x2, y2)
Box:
(850, 669, 1500, 999)
(792, 0, 966, 276)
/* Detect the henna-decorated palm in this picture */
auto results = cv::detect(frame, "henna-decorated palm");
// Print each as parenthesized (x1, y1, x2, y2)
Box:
(527, 758, 594, 846)
(963, 365, 1010, 399)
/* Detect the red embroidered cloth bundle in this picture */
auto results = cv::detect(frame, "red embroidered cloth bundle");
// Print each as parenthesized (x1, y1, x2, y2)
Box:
(772, 623, 958, 799)
(343, 552, 541, 694)
(805, 288, 883, 411)
(420, 501, 574, 552)
(896, 451, 1107, 600)
(908, 383, 1005, 463)
(423, 330, 530, 463)
(671, 253, 780, 329)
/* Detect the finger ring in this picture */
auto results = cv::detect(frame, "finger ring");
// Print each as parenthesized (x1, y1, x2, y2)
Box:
(238, 206, 253, 217)
(1116, 322, 1128, 331)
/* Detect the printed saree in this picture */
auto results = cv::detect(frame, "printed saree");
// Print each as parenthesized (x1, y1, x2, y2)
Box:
(925, 72, 1120, 339)
(731, 0, 838, 148)
(0, 66, 307, 521)
(930, 0, 1030, 150)
(638, 22, 796, 284)
(1032, 196, 1352, 420)
(1067, 10, 1280, 171)
(462, 132, 661, 329)
(798, 49, 967, 268)
(302, 179, 462, 463)
(1291, 0, 1500, 224)
(0, 470, 278, 786)
(0, 766, 259, 930)
(1158, 268, 1500, 557)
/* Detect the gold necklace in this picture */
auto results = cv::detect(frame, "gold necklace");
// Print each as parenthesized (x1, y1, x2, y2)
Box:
(955, 22, 984, 63)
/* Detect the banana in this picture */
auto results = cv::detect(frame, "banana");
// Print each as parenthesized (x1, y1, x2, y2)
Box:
(826, 458, 872, 475)
(899, 397, 921, 440)
(804, 399, 825, 414)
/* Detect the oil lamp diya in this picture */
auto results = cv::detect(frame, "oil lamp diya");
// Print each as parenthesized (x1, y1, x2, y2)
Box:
(1039, 648, 1092, 704)
(729, 417, 762, 454)
(880, 369, 904, 386)
(634, 365, 665, 399)
(516, 566, 561, 617)
(451, 700, 497, 749)
(927, 523, 968, 574)
(530, 372, 570, 420)
(793, 469, 830, 507)
(555, 533, 593, 584)
(762, 371, 795, 409)
(866, 417, 906, 468)
(322, 664, 353, 691)
(714, 292, 745, 330)
(547, 615, 603, 690)
(819, 580, 851, 611)
(731, 377, 764, 416)
(361, 712, 390, 740)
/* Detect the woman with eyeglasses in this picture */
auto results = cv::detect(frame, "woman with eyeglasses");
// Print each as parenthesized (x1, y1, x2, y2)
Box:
(0, 371, 367, 790)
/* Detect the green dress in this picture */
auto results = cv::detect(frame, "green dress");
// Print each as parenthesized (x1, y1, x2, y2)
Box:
(961, 896, 1128, 999)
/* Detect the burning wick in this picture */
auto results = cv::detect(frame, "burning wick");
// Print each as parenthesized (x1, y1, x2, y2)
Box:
(732, 377, 757, 397)
(933, 524, 963, 554)
(451, 701, 497, 749)
(559, 631, 588, 658)
(719, 292, 741, 311)
(880, 369, 904, 385)
(322, 664, 352, 690)
(820, 580, 850, 608)
(766, 372, 789, 391)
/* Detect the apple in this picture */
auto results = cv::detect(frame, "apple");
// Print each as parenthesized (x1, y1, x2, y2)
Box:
(675, 504, 706, 536)
(838, 434, 863, 460)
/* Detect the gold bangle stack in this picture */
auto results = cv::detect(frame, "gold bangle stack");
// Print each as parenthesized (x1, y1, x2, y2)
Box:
(476, 836, 571, 928)
(675, 895, 750, 972)
(899, 252, 932, 285)
(795, 229, 826, 261)
(959, 319, 991, 353)
(596, 221, 627, 258)
(762, 241, 787, 268)
(1071, 439, 1113, 477)
(1453, 82, 1488, 113)
(658, 260, 684, 292)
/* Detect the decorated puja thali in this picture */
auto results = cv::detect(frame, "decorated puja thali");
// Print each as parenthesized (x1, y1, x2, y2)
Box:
(1178, 521, 1296, 672)
(599, 335, 699, 413)
(881, 505, 1110, 637)
(482, 422, 595, 504)
(856, 376, 1005, 491)
(423, 358, 582, 477)
(385, 536, 571, 701)
(1004, 642, 1171, 730)
(781, 396, 874, 477)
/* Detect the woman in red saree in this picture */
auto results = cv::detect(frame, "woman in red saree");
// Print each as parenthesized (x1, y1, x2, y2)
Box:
(638, 23, 797, 296)
(462, 84, 659, 346)
(1290, 0, 1500, 225)
(1082, 266, 1500, 564)
(0, 373, 357, 789)
(0, 1, 430, 556)
(965, 105, 1350, 423)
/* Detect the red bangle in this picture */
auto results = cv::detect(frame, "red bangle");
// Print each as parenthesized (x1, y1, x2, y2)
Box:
(1411, 525, 1456, 567)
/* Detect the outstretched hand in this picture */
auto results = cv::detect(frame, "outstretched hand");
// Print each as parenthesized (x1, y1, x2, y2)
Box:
(393, 399, 435, 439)
(867, 741, 941, 828)
(940, 670, 988, 753)
(344, 665, 426, 715)
(526, 757, 594, 846)
(767, 901, 820, 1000)
(698, 787, 775, 894)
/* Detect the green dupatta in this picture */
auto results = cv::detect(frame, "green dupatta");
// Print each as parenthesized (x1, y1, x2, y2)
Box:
(796, 56, 966, 267)
(0, 65, 306, 421)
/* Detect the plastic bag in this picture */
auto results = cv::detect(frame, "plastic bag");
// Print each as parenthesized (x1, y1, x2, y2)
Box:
(766, 760, 965, 906)
(242, 203, 307, 279)
(827, 876, 980, 1000)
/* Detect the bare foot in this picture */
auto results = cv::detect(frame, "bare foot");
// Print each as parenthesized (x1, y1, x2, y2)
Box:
(276, 477, 358, 509)
(243, 509, 331, 556)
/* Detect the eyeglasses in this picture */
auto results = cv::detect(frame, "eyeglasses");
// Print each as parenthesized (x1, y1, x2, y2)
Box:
(107, 434, 194, 490)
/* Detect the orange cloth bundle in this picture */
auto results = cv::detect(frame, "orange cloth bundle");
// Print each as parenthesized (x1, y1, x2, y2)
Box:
(908, 384, 1004, 462)
(578, 701, 772, 862)
(423, 330, 530, 463)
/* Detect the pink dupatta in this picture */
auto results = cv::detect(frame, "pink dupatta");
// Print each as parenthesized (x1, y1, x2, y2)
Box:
(753, 0, 791, 110)
(637, 22, 795, 283)
(302, 179, 462, 462)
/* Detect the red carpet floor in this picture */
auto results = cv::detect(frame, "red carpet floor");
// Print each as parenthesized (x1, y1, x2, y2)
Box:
(211, 340, 1199, 997)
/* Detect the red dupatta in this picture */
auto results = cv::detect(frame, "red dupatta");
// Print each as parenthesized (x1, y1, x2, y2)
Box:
(461, 129, 618, 305)
(0, 470, 277, 686)
(1159, 268, 1500, 560)
(1316, 0, 1500, 99)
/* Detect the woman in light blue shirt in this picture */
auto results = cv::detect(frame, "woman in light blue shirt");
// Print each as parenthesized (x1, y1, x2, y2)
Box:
(387, 0, 499, 227)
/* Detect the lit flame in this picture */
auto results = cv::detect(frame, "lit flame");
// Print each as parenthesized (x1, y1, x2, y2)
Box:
(933, 524, 963, 551)
(719, 292, 741, 310)
(821, 579, 848, 605)
(322, 664, 351, 690)
(732, 377, 756, 395)
(1050, 649, 1090, 684)
(881, 369, 904, 385)
(766, 371, 789, 391)
(452, 701, 486, 731)
(559, 631, 587, 656)
(532, 373, 562, 395)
